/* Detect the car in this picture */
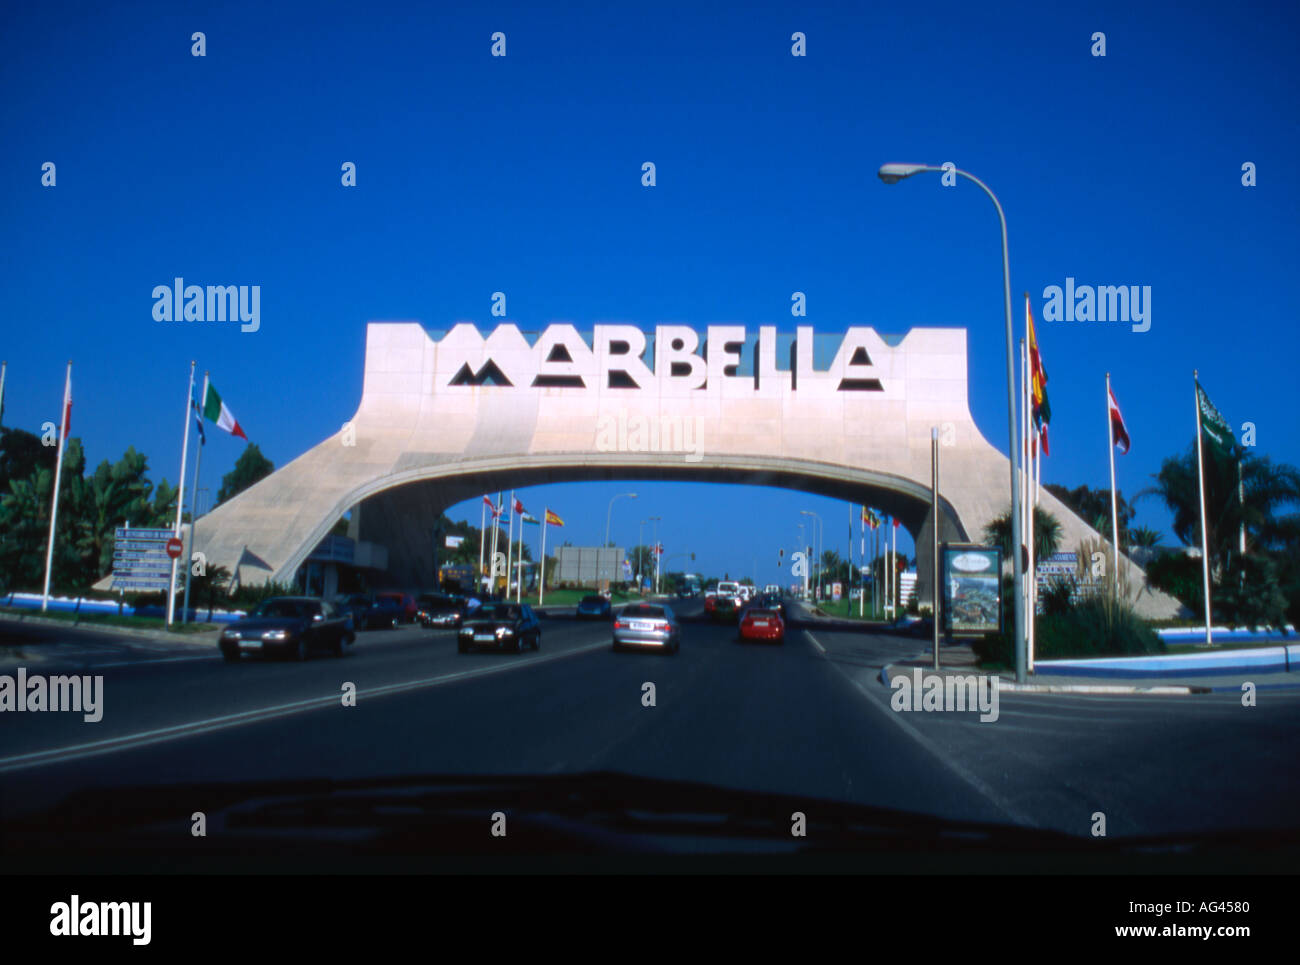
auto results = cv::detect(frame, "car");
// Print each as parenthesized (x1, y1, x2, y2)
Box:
(710, 594, 740, 622)
(355, 597, 403, 629)
(458, 602, 541, 652)
(335, 593, 373, 626)
(612, 603, 680, 653)
(738, 607, 785, 643)
(764, 584, 781, 595)
(375, 591, 418, 623)
(575, 594, 613, 620)
(716, 581, 742, 600)
(220, 596, 354, 662)
(416, 593, 465, 627)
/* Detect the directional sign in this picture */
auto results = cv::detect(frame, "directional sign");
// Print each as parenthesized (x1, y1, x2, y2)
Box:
(114, 528, 173, 539)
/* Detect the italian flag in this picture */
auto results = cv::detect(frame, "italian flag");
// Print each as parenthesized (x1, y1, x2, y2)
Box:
(202, 381, 248, 440)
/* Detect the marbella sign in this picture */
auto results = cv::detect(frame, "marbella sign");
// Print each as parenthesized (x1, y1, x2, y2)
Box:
(431, 324, 892, 396)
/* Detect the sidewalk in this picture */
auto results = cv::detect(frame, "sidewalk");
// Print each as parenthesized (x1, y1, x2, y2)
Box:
(0, 612, 222, 648)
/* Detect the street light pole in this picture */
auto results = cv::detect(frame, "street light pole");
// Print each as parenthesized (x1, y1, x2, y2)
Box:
(605, 492, 637, 585)
(800, 510, 823, 601)
(879, 162, 1026, 684)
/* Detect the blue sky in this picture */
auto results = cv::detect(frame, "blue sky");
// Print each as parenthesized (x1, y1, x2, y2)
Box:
(2, 1, 1297, 586)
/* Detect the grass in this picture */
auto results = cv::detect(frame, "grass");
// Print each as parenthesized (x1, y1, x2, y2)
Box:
(812, 597, 891, 622)
(514, 588, 641, 607)
(0, 605, 217, 634)
(1164, 638, 1292, 655)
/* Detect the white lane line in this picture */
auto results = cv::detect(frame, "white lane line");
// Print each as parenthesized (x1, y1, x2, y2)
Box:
(0, 640, 609, 775)
(804, 629, 1039, 829)
(807, 632, 827, 655)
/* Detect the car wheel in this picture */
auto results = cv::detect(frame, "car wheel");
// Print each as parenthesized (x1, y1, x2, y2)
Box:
(457, 641, 469, 653)
(333, 635, 346, 658)
(515, 635, 526, 653)
(532, 632, 540, 651)
(296, 638, 308, 662)
(221, 647, 239, 663)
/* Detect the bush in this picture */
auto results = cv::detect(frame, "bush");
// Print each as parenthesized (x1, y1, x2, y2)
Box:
(1042, 576, 1075, 617)
(1145, 553, 1203, 611)
(973, 584, 1163, 665)
(1217, 555, 1290, 632)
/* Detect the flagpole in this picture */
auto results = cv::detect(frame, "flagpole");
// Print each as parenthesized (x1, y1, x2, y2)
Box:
(40, 362, 72, 612)
(0, 360, 7, 428)
(479, 497, 486, 594)
(490, 491, 501, 597)
(181, 372, 208, 623)
(1193, 371, 1213, 645)
(1021, 338, 1031, 635)
(505, 494, 513, 599)
(1027, 430, 1036, 672)
(540, 510, 548, 606)
(859, 508, 865, 618)
(167, 362, 196, 626)
(1238, 462, 1246, 555)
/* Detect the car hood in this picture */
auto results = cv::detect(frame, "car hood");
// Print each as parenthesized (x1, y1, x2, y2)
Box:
(227, 617, 305, 633)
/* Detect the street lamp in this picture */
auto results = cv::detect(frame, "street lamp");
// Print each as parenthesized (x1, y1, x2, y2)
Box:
(878, 161, 1025, 683)
(605, 492, 637, 585)
(800, 510, 823, 600)
(637, 518, 648, 588)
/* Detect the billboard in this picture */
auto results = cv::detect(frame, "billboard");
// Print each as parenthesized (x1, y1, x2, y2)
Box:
(941, 544, 1002, 635)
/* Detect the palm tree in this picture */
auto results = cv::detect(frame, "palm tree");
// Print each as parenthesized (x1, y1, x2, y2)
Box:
(982, 506, 1063, 563)
(1139, 445, 1300, 573)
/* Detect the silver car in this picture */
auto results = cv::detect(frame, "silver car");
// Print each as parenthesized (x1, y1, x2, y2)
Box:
(612, 603, 681, 654)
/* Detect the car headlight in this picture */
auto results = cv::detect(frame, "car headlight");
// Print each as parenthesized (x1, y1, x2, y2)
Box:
(495, 626, 512, 638)
(263, 630, 288, 641)
(459, 627, 472, 636)
(221, 630, 239, 641)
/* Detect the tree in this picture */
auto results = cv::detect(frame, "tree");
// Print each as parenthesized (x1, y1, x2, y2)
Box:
(1045, 483, 1136, 547)
(982, 505, 1063, 564)
(217, 444, 274, 505)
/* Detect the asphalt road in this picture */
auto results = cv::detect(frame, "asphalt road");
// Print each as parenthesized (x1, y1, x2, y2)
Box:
(2, 600, 1299, 851)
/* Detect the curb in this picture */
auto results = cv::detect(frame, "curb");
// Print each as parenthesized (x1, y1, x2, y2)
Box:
(878, 662, 1203, 696)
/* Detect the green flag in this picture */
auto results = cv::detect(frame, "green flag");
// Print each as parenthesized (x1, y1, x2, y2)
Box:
(1196, 381, 1235, 460)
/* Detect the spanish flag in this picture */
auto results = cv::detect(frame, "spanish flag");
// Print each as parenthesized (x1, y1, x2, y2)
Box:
(544, 509, 564, 526)
(1027, 296, 1051, 455)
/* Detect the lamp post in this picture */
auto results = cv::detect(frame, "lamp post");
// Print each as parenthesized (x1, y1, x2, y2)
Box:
(878, 162, 1026, 684)
(605, 492, 637, 584)
(800, 510, 823, 601)
(638, 518, 647, 589)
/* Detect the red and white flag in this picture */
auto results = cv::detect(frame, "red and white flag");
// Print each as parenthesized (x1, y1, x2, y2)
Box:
(513, 497, 525, 515)
(60, 366, 72, 437)
(1108, 385, 1131, 454)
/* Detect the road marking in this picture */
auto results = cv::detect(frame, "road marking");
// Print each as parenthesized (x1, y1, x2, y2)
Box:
(0, 640, 609, 775)
(806, 632, 827, 655)
(805, 629, 1039, 829)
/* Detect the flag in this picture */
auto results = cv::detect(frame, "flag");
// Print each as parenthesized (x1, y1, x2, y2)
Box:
(521, 512, 539, 525)
(1108, 384, 1130, 454)
(60, 368, 72, 437)
(192, 390, 205, 445)
(1196, 381, 1235, 460)
(892, 517, 900, 528)
(482, 495, 494, 510)
(1027, 301, 1051, 455)
(201, 381, 247, 440)
(513, 497, 525, 515)
(544, 509, 564, 526)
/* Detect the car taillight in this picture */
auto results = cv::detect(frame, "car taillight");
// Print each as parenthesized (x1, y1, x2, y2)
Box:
(613, 620, 625, 629)
(653, 621, 669, 631)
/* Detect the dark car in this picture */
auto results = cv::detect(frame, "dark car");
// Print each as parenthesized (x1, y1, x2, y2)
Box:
(416, 593, 466, 628)
(335, 593, 372, 627)
(375, 591, 418, 623)
(710, 595, 739, 622)
(458, 602, 541, 653)
(575, 595, 613, 620)
(220, 596, 354, 662)
(357, 598, 403, 629)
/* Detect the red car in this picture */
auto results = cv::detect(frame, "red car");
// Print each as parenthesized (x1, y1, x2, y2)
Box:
(375, 591, 418, 623)
(738, 608, 784, 643)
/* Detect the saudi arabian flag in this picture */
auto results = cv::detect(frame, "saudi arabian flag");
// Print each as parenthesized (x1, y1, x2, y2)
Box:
(1196, 381, 1234, 460)
(202, 381, 248, 440)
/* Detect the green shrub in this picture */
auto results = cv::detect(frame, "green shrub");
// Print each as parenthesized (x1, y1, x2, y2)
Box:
(1145, 553, 1203, 611)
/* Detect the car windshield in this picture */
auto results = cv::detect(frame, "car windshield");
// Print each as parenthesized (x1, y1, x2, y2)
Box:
(13, 8, 1297, 885)
(252, 600, 306, 619)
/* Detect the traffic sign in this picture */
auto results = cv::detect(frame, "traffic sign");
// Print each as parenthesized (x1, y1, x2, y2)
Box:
(166, 537, 184, 559)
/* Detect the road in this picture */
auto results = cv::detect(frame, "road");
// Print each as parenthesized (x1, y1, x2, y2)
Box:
(2, 600, 1299, 860)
